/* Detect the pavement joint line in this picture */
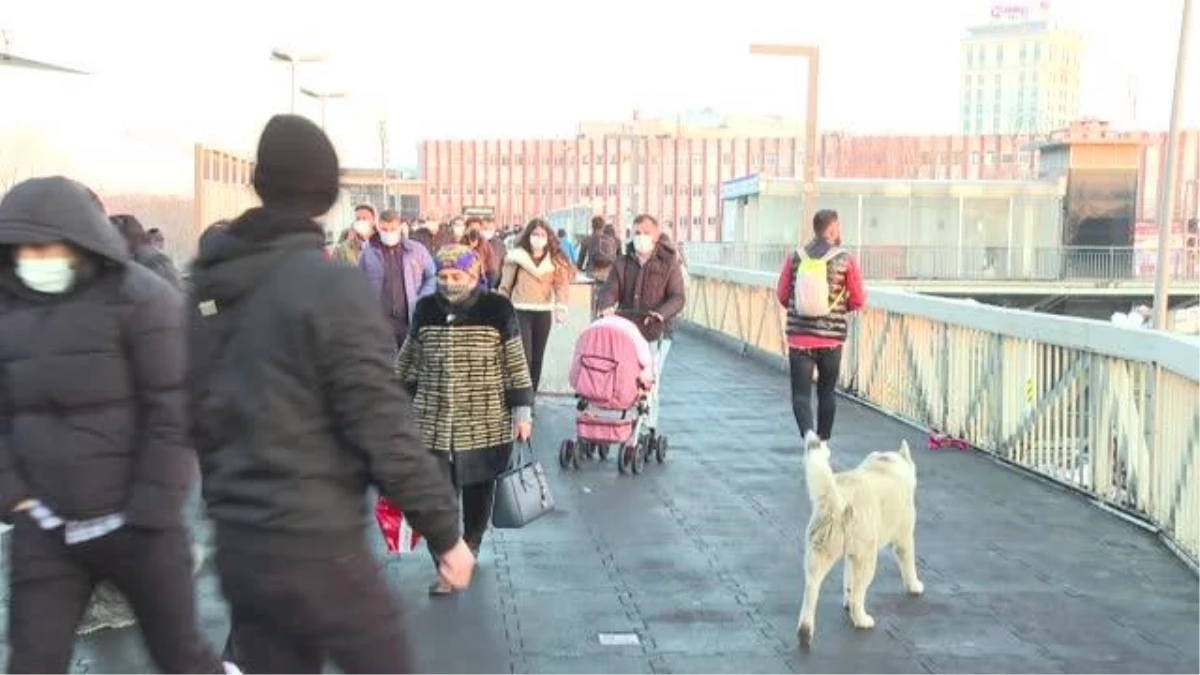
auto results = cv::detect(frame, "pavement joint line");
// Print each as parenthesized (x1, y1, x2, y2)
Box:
(648, 482, 785, 650)
(568, 476, 655, 657)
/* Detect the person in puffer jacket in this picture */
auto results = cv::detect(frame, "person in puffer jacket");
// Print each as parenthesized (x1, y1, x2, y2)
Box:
(0, 176, 222, 674)
(110, 213, 183, 290)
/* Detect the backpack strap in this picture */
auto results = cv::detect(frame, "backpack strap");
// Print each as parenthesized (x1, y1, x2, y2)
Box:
(819, 246, 842, 262)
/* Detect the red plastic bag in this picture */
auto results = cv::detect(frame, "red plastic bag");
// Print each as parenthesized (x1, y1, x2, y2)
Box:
(374, 496, 422, 553)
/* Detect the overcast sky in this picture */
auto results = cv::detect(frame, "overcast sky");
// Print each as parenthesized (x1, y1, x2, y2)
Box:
(1, 0, 1196, 194)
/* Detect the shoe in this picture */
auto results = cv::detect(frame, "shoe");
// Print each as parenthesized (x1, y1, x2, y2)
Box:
(428, 579, 455, 596)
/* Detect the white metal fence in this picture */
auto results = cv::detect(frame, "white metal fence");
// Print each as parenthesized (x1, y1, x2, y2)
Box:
(683, 264, 1200, 568)
(684, 243, 1200, 283)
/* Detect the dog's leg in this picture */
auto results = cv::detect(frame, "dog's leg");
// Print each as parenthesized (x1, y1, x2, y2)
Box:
(894, 531, 924, 595)
(846, 548, 877, 629)
(797, 548, 836, 648)
(842, 561, 852, 612)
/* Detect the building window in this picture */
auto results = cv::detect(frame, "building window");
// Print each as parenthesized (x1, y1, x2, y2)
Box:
(428, 187, 437, 195)
(553, 187, 563, 196)
(528, 187, 537, 196)
(490, 186, 498, 195)
(441, 187, 449, 196)
(594, 154, 603, 165)
(707, 216, 716, 226)
(582, 154, 591, 165)
(663, 185, 674, 197)
(477, 187, 485, 196)
(581, 186, 591, 197)
(721, 152, 732, 165)
(692, 186, 703, 197)
(500, 155, 509, 166)
(766, 153, 778, 165)
(692, 155, 703, 165)
(608, 154, 618, 165)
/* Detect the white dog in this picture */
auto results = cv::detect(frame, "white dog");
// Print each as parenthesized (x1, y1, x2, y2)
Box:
(796, 431, 924, 647)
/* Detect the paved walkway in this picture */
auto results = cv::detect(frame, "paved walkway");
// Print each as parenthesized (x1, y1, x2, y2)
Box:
(9, 334, 1198, 673)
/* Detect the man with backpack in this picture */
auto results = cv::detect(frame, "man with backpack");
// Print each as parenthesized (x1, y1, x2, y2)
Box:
(577, 217, 619, 315)
(576, 216, 618, 280)
(775, 209, 866, 443)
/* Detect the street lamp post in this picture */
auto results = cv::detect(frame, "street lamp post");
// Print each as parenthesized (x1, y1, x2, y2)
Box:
(270, 48, 328, 114)
(299, 87, 348, 130)
(1, 31, 88, 74)
(1152, 0, 1192, 330)
(748, 43, 820, 243)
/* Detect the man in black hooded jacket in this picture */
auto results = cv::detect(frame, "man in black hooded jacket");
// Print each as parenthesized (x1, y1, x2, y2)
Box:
(0, 176, 221, 673)
(187, 114, 472, 674)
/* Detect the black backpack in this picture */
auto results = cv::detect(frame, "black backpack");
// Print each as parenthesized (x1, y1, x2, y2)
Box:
(591, 235, 618, 269)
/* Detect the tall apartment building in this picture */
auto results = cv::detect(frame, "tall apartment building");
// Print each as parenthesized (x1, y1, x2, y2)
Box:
(960, 2, 1083, 135)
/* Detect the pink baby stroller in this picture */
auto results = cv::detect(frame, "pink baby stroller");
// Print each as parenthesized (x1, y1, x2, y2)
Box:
(559, 315, 668, 475)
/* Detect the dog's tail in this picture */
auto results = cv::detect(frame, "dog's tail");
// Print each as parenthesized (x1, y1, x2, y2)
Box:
(899, 439, 912, 462)
(804, 431, 845, 516)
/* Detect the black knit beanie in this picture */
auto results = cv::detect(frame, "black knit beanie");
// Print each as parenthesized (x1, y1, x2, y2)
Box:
(252, 115, 340, 217)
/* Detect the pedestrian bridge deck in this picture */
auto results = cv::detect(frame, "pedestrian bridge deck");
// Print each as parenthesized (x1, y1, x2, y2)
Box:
(61, 335, 1199, 674)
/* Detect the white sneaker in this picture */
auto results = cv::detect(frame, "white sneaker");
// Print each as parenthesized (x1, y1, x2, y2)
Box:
(223, 661, 243, 674)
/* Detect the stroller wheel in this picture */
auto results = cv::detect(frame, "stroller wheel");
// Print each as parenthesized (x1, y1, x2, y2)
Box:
(655, 435, 669, 464)
(559, 440, 575, 469)
(598, 444, 610, 461)
(631, 439, 646, 475)
(583, 441, 596, 460)
(570, 440, 584, 470)
(618, 445, 634, 474)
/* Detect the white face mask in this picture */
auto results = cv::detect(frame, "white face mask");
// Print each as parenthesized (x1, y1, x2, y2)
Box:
(451, 225, 465, 238)
(633, 234, 655, 255)
(529, 235, 548, 251)
(480, 230, 495, 241)
(380, 230, 403, 247)
(17, 257, 75, 294)
(352, 220, 373, 237)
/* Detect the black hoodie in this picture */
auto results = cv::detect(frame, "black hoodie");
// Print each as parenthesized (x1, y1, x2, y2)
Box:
(187, 207, 460, 555)
(0, 176, 191, 527)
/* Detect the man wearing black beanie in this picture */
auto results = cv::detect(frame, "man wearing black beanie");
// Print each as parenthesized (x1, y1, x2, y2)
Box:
(187, 115, 473, 673)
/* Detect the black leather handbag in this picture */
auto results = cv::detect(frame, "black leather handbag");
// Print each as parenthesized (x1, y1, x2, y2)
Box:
(492, 441, 555, 529)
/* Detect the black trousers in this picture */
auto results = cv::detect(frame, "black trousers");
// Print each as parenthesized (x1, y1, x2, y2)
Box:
(517, 309, 553, 393)
(6, 519, 220, 674)
(788, 345, 844, 441)
(426, 480, 496, 563)
(217, 543, 412, 674)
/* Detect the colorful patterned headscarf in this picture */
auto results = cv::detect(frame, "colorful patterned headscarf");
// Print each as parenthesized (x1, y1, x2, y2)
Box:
(434, 244, 481, 277)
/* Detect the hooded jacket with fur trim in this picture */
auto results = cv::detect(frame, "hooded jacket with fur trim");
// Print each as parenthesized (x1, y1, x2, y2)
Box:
(496, 246, 570, 312)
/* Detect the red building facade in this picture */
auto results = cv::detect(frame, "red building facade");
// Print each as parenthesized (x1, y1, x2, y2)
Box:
(419, 127, 1199, 242)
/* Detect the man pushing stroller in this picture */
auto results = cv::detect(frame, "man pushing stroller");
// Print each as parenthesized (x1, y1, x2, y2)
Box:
(597, 213, 687, 445)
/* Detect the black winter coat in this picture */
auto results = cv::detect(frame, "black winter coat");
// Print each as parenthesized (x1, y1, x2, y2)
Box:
(0, 177, 192, 528)
(187, 207, 461, 555)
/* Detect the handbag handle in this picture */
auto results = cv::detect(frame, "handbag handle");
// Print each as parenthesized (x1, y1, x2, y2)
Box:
(511, 439, 535, 468)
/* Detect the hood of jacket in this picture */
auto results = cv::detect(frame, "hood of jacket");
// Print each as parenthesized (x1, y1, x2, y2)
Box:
(190, 206, 325, 306)
(505, 246, 558, 277)
(0, 176, 130, 265)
